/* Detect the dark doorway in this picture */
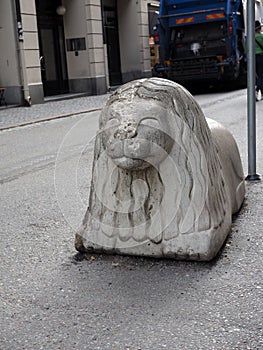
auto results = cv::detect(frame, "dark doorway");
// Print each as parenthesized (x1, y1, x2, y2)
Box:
(36, 0, 68, 96)
(102, 0, 122, 86)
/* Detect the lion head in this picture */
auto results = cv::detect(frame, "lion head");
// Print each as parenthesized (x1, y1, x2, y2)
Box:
(101, 98, 174, 170)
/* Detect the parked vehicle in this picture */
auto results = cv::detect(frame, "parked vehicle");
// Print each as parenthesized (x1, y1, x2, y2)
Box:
(154, 0, 263, 86)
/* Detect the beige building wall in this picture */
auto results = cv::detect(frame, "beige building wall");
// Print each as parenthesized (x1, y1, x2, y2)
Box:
(64, 0, 91, 78)
(118, 0, 151, 83)
(0, 0, 153, 105)
(0, 0, 43, 105)
(63, 0, 107, 95)
(0, 1, 22, 104)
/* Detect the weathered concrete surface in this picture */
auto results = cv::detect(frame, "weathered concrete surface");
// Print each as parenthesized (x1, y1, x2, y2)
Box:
(0, 88, 262, 350)
(76, 78, 245, 261)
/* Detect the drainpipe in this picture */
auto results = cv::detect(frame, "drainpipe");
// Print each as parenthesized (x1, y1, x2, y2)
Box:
(14, 0, 31, 106)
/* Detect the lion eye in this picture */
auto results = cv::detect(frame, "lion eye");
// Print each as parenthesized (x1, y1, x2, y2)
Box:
(105, 118, 119, 128)
(140, 118, 160, 129)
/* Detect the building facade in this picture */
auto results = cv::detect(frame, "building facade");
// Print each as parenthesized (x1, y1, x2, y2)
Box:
(0, 0, 158, 105)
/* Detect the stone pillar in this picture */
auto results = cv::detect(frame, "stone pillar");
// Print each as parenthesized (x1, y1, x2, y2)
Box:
(85, 0, 107, 95)
(19, 0, 44, 104)
(137, 0, 152, 78)
(0, 0, 43, 105)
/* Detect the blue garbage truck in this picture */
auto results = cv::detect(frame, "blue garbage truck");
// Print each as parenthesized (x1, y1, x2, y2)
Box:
(154, 0, 263, 85)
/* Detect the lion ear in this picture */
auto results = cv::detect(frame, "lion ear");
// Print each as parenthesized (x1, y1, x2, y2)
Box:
(94, 131, 106, 160)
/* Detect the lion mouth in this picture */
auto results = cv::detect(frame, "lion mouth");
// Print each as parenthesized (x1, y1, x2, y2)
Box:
(112, 156, 149, 170)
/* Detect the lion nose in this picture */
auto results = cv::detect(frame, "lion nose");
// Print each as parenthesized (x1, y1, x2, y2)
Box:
(114, 122, 137, 140)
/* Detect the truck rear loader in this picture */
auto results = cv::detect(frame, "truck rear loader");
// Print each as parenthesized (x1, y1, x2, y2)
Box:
(155, 0, 263, 86)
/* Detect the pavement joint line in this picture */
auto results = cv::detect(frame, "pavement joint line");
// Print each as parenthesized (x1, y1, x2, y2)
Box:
(0, 106, 103, 131)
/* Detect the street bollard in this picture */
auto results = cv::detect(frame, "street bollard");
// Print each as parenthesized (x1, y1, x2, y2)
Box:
(75, 78, 245, 261)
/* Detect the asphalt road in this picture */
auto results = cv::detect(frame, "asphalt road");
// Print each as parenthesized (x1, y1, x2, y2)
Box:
(0, 88, 262, 350)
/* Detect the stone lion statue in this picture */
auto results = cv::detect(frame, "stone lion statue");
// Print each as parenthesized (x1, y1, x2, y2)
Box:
(75, 77, 245, 261)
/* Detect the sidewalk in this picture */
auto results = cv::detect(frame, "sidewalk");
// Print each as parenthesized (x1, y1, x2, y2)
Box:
(0, 87, 248, 131)
(0, 93, 110, 130)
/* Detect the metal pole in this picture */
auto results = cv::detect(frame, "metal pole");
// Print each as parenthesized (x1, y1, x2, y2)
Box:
(246, 0, 260, 181)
